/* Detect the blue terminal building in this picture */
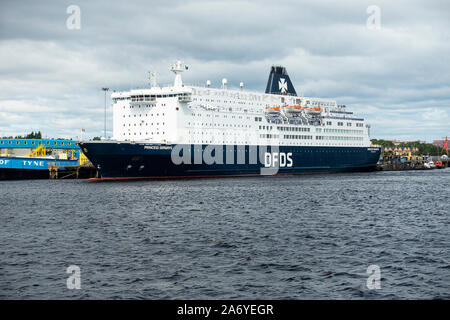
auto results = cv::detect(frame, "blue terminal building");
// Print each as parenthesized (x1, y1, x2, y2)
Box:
(0, 138, 87, 179)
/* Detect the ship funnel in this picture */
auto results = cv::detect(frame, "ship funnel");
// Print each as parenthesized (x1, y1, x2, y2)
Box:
(240, 82, 244, 90)
(206, 80, 211, 87)
(222, 78, 227, 89)
(265, 65, 297, 96)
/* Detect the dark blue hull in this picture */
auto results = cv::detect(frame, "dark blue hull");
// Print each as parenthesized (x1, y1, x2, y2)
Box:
(79, 142, 381, 180)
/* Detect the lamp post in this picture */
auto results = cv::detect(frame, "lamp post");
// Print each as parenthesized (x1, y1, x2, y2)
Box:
(102, 87, 109, 139)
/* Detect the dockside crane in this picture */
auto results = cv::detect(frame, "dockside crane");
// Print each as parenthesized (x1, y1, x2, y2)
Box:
(441, 136, 448, 155)
(435, 136, 449, 168)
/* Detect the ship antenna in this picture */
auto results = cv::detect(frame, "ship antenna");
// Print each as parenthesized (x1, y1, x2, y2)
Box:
(149, 71, 157, 88)
(170, 60, 188, 87)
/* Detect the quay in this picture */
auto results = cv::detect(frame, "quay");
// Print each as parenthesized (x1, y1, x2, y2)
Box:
(0, 138, 94, 180)
(376, 146, 449, 171)
(48, 164, 97, 179)
(378, 160, 449, 171)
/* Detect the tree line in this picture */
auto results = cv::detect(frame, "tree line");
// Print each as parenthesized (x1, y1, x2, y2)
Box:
(1, 131, 102, 141)
(1, 131, 42, 139)
(371, 139, 445, 156)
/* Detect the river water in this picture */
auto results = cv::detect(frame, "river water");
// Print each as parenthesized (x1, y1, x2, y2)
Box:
(0, 169, 449, 299)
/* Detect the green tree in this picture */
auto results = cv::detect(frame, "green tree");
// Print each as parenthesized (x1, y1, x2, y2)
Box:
(371, 139, 442, 156)
(370, 139, 395, 148)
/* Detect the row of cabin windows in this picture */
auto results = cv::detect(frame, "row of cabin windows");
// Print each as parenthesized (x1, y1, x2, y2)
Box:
(123, 122, 165, 126)
(327, 121, 364, 127)
(184, 141, 363, 146)
(316, 136, 364, 141)
(284, 135, 313, 140)
(123, 132, 165, 136)
(260, 134, 280, 139)
(192, 114, 248, 119)
(307, 100, 334, 107)
(130, 93, 188, 101)
(193, 98, 267, 106)
(194, 104, 259, 113)
(320, 128, 364, 134)
(185, 141, 357, 146)
(123, 112, 165, 118)
(189, 123, 251, 128)
(126, 104, 156, 109)
(278, 126, 310, 132)
(189, 131, 254, 136)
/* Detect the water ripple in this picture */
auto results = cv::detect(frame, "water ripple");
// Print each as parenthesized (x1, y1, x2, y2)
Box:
(0, 169, 449, 299)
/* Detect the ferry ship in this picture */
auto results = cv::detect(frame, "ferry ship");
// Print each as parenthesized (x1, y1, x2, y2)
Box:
(79, 61, 381, 180)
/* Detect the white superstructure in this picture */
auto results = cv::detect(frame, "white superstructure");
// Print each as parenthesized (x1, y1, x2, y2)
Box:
(111, 61, 372, 147)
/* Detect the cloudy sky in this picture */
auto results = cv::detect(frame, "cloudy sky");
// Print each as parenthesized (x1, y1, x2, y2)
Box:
(0, 0, 449, 141)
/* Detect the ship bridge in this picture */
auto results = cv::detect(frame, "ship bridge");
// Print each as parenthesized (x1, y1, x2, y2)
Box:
(112, 88, 192, 107)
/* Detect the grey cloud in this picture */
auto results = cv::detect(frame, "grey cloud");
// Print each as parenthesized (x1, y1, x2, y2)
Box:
(0, 0, 449, 141)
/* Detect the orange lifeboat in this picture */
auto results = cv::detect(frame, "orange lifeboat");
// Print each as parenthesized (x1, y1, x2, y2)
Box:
(285, 105, 303, 109)
(265, 106, 281, 116)
(283, 105, 304, 113)
(283, 105, 322, 112)
(306, 106, 322, 112)
(283, 105, 304, 116)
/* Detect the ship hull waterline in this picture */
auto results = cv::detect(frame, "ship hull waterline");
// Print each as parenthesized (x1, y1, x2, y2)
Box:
(79, 141, 381, 181)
